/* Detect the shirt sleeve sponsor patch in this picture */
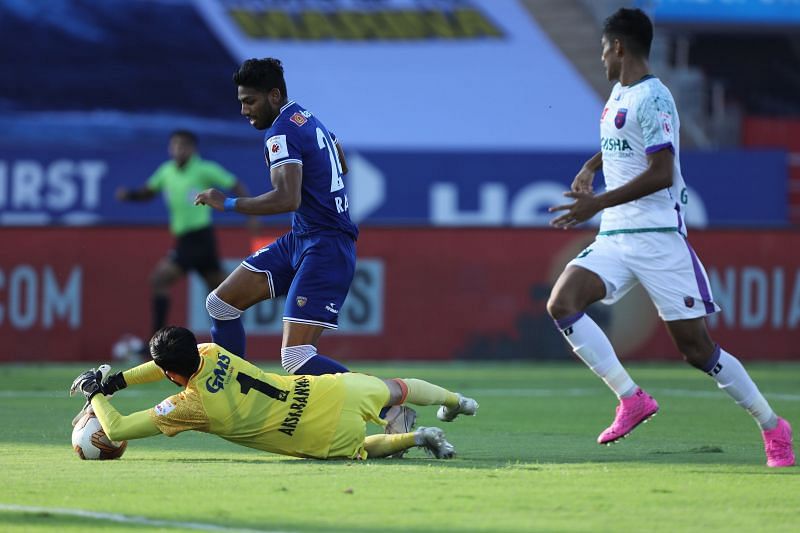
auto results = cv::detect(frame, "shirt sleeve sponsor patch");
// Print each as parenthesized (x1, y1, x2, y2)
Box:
(290, 112, 307, 127)
(660, 111, 674, 138)
(266, 135, 289, 162)
(154, 398, 176, 416)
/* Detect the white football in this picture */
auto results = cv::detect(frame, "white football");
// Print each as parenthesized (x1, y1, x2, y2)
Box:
(71, 412, 127, 460)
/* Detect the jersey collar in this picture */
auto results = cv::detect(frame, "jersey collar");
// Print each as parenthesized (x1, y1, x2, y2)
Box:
(189, 354, 206, 383)
(624, 74, 656, 88)
(174, 154, 200, 172)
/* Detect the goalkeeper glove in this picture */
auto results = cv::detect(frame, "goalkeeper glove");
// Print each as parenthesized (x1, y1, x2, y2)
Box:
(101, 372, 128, 396)
(69, 368, 103, 402)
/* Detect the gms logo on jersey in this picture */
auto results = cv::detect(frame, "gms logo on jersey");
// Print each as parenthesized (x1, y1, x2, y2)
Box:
(206, 354, 233, 393)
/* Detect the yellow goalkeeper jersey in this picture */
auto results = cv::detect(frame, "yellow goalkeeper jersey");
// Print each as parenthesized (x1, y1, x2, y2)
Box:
(149, 344, 347, 458)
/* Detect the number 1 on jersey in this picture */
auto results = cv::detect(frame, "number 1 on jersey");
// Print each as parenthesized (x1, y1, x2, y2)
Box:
(237, 372, 289, 402)
(316, 127, 344, 193)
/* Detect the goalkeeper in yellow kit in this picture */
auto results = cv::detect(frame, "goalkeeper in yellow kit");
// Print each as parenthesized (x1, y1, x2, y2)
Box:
(70, 326, 478, 459)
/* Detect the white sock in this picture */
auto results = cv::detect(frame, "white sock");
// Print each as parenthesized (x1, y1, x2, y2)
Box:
(556, 313, 637, 399)
(705, 346, 778, 430)
(280, 344, 317, 374)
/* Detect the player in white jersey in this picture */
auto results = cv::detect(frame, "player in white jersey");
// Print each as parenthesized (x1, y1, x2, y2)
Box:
(547, 8, 794, 467)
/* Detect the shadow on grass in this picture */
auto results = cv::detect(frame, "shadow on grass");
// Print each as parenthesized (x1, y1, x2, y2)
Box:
(0, 509, 297, 533)
(651, 445, 724, 454)
(0, 509, 515, 533)
(115, 447, 764, 470)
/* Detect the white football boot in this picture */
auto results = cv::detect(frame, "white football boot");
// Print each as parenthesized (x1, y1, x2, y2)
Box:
(436, 394, 479, 422)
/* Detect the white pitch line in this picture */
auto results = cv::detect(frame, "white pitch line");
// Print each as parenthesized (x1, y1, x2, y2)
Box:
(470, 388, 800, 401)
(659, 388, 800, 402)
(0, 504, 287, 533)
(470, 388, 597, 397)
(0, 390, 150, 399)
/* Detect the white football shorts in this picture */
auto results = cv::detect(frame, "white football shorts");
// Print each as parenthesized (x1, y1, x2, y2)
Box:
(567, 230, 721, 321)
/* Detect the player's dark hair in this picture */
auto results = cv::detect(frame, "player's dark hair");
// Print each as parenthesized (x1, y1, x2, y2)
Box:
(603, 8, 653, 58)
(170, 130, 197, 146)
(233, 58, 287, 97)
(150, 326, 200, 378)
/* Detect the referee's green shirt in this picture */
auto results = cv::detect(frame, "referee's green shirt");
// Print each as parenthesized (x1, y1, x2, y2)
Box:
(147, 155, 237, 236)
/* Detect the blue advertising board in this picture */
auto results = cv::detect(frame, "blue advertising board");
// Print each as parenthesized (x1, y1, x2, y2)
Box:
(644, 0, 800, 24)
(0, 145, 787, 228)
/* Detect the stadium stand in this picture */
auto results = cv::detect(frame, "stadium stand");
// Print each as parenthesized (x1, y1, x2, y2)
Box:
(0, 0, 797, 362)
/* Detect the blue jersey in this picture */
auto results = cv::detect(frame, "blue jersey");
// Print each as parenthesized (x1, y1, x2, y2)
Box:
(263, 101, 358, 240)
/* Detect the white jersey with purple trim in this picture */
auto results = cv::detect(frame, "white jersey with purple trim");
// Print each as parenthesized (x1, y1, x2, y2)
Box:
(599, 76, 688, 235)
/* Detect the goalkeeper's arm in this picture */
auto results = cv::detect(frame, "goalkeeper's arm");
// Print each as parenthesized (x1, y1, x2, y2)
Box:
(103, 361, 165, 395)
(90, 395, 160, 441)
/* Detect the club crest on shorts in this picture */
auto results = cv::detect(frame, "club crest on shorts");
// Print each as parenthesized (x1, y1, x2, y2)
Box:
(684, 296, 695, 308)
(614, 108, 628, 129)
(296, 296, 307, 307)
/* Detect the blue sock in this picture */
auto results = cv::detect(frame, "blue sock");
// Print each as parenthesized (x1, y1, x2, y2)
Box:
(210, 317, 246, 358)
(294, 354, 348, 375)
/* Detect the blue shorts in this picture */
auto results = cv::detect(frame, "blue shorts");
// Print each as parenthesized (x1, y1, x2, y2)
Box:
(241, 231, 356, 329)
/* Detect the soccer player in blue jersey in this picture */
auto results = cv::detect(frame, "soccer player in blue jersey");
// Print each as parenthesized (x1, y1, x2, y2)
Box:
(195, 58, 357, 380)
(547, 8, 794, 467)
(196, 59, 415, 436)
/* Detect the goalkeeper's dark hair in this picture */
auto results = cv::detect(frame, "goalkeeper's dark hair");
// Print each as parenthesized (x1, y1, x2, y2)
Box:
(150, 326, 200, 377)
(233, 58, 287, 97)
(603, 8, 653, 58)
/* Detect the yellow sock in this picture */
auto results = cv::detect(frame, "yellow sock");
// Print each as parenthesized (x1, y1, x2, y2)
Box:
(403, 378, 459, 408)
(363, 433, 416, 458)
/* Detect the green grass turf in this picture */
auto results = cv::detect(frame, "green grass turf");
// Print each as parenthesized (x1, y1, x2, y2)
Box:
(0, 362, 798, 532)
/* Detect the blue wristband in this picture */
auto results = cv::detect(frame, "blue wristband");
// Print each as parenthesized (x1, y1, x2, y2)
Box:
(223, 197, 238, 211)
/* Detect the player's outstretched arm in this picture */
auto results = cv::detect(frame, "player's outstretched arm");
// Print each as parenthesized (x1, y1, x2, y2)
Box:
(91, 395, 161, 441)
(102, 360, 166, 396)
(69, 365, 156, 441)
(69, 366, 109, 425)
(230, 180, 261, 232)
(196, 163, 302, 216)
(122, 360, 165, 386)
(70, 367, 107, 402)
(116, 186, 157, 202)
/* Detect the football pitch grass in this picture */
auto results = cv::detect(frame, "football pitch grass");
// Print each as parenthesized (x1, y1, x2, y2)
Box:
(1, 362, 797, 532)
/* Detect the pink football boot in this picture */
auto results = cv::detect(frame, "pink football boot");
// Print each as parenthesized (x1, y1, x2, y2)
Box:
(597, 388, 659, 445)
(762, 418, 795, 467)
